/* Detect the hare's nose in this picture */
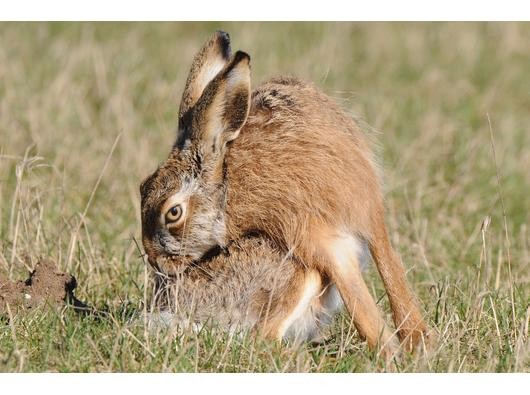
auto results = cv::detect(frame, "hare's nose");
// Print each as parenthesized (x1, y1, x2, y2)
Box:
(157, 232, 181, 255)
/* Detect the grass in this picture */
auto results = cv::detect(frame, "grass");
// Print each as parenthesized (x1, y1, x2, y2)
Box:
(0, 22, 529, 372)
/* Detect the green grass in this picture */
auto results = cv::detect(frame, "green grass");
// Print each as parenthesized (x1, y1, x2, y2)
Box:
(0, 22, 528, 372)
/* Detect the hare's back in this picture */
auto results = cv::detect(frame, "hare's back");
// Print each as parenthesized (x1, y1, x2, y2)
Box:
(248, 76, 370, 150)
(226, 77, 382, 237)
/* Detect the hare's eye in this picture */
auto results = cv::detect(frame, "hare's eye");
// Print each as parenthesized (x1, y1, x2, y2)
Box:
(165, 204, 183, 224)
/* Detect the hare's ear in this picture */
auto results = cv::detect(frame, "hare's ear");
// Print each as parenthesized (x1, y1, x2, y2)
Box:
(190, 51, 251, 155)
(178, 31, 232, 124)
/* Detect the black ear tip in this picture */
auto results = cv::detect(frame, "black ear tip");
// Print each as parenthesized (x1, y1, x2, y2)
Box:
(215, 30, 231, 59)
(233, 50, 251, 64)
(216, 30, 230, 42)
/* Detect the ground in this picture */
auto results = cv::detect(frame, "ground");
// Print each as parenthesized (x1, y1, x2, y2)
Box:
(0, 22, 528, 372)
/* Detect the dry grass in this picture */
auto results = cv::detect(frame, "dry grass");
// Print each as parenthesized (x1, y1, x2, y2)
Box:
(0, 22, 528, 372)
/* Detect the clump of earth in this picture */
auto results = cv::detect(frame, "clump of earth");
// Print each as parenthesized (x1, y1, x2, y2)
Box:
(0, 259, 88, 316)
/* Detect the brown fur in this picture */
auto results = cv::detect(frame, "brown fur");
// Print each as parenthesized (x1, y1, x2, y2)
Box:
(140, 31, 432, 359)
(225, 78, 429, 352)
(151, 237, 333, 342)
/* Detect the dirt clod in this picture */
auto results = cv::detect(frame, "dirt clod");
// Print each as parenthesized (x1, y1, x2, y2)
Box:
(0, 259, 88, 316)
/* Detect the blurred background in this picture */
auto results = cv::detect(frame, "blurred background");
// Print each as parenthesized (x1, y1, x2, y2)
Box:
(0, 23, 528, 371)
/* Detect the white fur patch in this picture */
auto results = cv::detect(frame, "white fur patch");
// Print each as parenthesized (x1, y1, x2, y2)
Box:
(319, 284, 343, 321)
(197, 58, 226, 97)
(226, 62, 250, 91)
(278, 271, 322, 342)
(328, 232, 367, 272)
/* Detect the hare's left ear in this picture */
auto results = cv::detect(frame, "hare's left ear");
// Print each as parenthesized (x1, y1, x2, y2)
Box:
(179, 31, 232, 118)
(190, 51, 251, 155)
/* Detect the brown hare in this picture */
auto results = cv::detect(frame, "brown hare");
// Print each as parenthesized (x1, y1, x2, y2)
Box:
(148, 236, 341, 343)
(140, 31, 431, 359)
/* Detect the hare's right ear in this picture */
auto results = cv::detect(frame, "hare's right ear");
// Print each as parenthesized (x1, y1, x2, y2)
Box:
(189, 51, 251, 156)
(178, 31, 232, 124)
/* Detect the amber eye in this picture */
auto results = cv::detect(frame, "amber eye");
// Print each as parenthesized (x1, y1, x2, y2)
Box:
(165, 204, 183, 224)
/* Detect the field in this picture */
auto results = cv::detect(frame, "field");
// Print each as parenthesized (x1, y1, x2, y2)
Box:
(0, 22, 528, 372)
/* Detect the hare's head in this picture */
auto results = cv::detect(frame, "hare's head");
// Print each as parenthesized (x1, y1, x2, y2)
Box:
(140, 31, 251, 262)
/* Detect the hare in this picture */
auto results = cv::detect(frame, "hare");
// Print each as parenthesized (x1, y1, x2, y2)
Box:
(140, 31, 431, 359)
(148, 236, 342, 343)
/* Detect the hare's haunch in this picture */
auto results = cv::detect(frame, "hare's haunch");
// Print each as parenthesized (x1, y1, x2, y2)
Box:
(150, 236, 341, 342)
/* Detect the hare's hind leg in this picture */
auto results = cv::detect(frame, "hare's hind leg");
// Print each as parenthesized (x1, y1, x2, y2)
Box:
(369, 210, 430, 352)
(260, 269, 323, 343)
(320, 231, 399, 360)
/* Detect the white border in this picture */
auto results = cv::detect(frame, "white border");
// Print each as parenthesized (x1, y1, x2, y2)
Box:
(1, 373, 529, 395)
(1, 0, 530, 21)
(1, 0, 529, 391)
